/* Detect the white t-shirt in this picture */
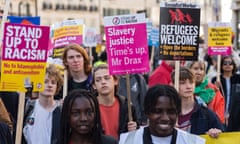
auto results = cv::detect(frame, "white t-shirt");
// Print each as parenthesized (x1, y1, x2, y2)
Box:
(119, 127, 206, 144)
(151, 135, 172, 144)
(23, 100, 56, 144)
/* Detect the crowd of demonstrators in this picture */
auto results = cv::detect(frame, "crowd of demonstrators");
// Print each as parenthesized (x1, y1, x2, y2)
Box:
(92, 64, 138, 140)
(60, 89, 117, 144)
(23, 64, 63, 144)
(0, 40, 239, 144)
(118, 74, 148, 126)
(119, 84, 205, 144)
(186, 61, 225, 124)
(211, 56, 240, 126)
(148, 60, 175, 87)
(172, 67, 223, 137)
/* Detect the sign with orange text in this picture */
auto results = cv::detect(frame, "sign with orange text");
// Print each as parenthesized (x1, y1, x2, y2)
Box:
(0, 23, 49, 92)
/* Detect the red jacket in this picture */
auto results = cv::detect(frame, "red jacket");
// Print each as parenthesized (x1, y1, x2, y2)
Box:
(149, 61, 173, 87)
(207, 83, 225, 124)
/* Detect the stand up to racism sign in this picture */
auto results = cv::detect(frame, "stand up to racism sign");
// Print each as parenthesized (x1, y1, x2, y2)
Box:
(1, 23, 49, 92)
(159, 2, 200, 60)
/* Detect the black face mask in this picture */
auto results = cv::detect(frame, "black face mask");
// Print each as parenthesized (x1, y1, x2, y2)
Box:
(143, 127, 177, 144)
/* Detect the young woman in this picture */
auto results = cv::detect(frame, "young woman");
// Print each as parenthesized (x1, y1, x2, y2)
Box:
(211, 56, 240, 128)
(60, 89, 117, 144)
(187, 61, 225, 124)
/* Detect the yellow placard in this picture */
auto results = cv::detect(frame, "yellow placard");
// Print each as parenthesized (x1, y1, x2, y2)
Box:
(201, 132, 240, 144)
(96, 44, 102, 54)
(0, 61, 47, 92)
(53, 25, 83, 40)
(208, 27, 232, 47)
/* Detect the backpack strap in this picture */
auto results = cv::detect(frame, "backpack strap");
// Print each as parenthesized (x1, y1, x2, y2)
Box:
(23, 99, 36, 125)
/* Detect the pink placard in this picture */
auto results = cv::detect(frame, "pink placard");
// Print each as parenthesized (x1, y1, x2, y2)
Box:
(208, 46, 232, 56)
(105, 23, 149, 75)
(2, 23, 49, 62)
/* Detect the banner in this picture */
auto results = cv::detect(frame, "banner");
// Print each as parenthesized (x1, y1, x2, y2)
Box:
(83, 27, 97, 47)
(208, 22, 232, 56)
(159, 2, 200, 60)
(50, 19, 84, 58)
(8, 16, 40, 25)
(201, 132, 240, 144)
(0, 23, 49, 92)
(104, 13, 149, 75)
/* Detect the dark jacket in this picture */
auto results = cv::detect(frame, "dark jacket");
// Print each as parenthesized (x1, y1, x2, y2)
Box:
(101, 134, 118, 144)
(212, 74, 240, 113)
(22, 100, 61, 144)
(118, 74, 148, 124)
(55, 74, 93, 100)
(227, 82, 240, 131)
(112, 94, 138, 136)
(190, 102, 224, 135)
(0, 92, 19, 142)
(0, 122, 13, 144)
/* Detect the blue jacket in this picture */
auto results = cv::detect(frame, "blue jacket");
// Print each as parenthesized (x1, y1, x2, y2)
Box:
(190, 102, 224, 135)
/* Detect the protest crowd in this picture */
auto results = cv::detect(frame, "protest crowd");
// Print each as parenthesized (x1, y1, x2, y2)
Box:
(1, 2, 240, 144)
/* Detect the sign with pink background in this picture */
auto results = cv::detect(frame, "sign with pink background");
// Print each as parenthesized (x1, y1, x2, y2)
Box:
(104, 13, 149, 75)
(1, 23, 49, 92)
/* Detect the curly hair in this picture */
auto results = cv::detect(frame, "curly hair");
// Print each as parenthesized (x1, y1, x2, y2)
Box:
(45, 64, 63, 95)
(144, 84, 181, 115)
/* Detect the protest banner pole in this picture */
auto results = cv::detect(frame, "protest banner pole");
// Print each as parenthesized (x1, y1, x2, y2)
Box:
(174, 61, 180, 91)
(15, 92, 25, 144)
(217, 55, 221, 81)
(63, 69, 68, 99)
(89, 47, 93, 66)
(150, 46, 155, 73)
(126, 74, 133, 121)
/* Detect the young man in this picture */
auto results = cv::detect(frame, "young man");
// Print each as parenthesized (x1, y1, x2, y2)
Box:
(172, 67, 224, 137)
(55, 43, 93, 100)
(119, 84, 205, 144)
(92, 64, 137, 140)
(23, 64, 63, 144)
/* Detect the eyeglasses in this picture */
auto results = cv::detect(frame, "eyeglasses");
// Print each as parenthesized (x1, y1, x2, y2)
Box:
(223, 61, 233, 65)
